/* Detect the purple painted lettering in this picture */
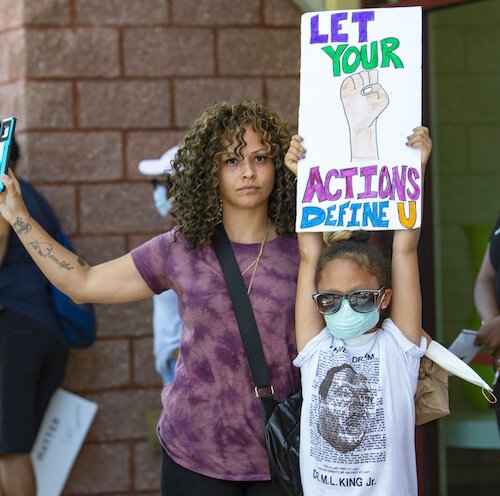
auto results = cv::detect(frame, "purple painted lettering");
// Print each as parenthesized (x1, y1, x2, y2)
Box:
(331, 13, 348, 43)
(352, 11, 374, 43)
(340, 167, 358, 199)
(324, 169, 342, 201)
(391, 166, 407, 201)
(407, 167, 421, 200)
(303, 166, 326, 202)
(358, 165, 378, 199)
(378, 166, 391, 199)
(310, 15, 328, 44)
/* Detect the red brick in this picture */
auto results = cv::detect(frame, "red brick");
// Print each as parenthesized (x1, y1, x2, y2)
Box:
(265, 77, 300, 129)
(0, 30, 26, 83)
(127, 131, 185, 180)
(78, 81, 171, 129)
(64, 443, 131, 494)
(72, 235, 127, 265)
(25, 0, 71, 25)
(218, 28, 300, 75)
(79, 183, 170, 233)
(86, 389, 162, 441)
(172, 0, 260, 25)
(0, 83, 25, 129)
(0, 1, 23, 31)
(124, 27, 215, 77)
(133, 337, 162, 387)
(264, 0, 301, 26)
(95, 300, 152, 338)
(26, 28, 120, 78)
(33, 184, 77, 234)
(23, 132, 123, 182)
(25, 81, 73, 129)
(64, 339, 131, 391)
(134, 442, 162, 491)
(76, 0, 168, 25)
(174, 78, 263, 127)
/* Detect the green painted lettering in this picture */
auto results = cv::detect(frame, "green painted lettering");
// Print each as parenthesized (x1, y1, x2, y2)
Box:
(322, 44, 348, 77)
(342, 46, 361, 74)
(380, 37, 404, 69)
(360, 42, 378, 70)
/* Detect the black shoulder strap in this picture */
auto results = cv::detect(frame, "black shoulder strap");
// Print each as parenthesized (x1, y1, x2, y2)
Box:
(213, 223, 274, 397)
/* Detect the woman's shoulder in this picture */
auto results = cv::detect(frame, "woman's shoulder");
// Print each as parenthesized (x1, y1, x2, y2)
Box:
(269, 233, 299, 254)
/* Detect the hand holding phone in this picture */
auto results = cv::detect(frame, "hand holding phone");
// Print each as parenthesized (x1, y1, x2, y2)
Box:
(0, 117, 17, 193)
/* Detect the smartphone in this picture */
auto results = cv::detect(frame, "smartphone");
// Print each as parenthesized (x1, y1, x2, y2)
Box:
(0, 117, 17, 192)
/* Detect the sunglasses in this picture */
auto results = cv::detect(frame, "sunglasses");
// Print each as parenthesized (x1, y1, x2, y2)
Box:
(312, 288, 385, 315)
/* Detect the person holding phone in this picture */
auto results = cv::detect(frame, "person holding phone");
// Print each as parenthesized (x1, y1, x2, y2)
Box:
(0, 101, 299, 495)
(0, 137, 69, 496)
(137, 145, 182, 385)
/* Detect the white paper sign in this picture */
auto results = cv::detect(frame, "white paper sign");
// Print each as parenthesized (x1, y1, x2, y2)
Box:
(31, 389, 98, 496)
(448, 329, 481, 365)
(297, 7, 422, 232)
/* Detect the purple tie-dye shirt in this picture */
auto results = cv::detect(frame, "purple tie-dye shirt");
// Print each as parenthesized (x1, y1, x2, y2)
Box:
(131, 228, 300, 481)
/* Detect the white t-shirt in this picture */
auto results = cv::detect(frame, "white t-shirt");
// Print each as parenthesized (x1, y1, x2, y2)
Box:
(293, 318, 426, 496)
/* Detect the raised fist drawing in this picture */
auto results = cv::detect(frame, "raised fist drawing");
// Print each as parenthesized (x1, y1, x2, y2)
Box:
(340, 70, 389, 161)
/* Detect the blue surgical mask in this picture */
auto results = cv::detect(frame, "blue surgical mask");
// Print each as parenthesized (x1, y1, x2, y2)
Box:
(153, 184, 172, 217)
(324, 299, 380, 340)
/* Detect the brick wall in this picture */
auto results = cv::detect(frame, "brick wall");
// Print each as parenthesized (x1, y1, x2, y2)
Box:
(0, 0, 301, 494)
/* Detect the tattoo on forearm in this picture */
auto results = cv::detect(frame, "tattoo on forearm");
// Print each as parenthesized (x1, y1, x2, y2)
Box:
(77, 257, 87, 267)
(28, 240, 74, 270)
(13, 217, 32, 235)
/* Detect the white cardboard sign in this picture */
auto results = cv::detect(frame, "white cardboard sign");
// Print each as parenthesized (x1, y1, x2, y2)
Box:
(31, 389, 98, 496)
(297, 7, 422, 232)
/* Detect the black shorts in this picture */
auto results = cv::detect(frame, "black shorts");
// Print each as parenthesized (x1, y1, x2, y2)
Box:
(0, 309, 68, 455)
(161, 450, 280, 496)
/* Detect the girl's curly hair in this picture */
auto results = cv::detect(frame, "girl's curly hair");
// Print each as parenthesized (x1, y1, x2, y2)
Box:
(167, 100, 296, 248)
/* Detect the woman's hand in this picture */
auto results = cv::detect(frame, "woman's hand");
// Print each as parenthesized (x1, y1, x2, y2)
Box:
(407, 126, 432, 176)
(0, 170, 28, 224)
(284, 135, 305, 177)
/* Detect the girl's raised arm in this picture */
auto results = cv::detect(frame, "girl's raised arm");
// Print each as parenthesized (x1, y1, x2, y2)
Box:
(0, 170, 154, 304)
(285, 136, 325, 351)
(390, 127, 432, 345)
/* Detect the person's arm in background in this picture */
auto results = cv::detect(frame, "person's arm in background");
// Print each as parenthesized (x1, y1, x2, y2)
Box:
(474, 243, 500, 364)
(0, 214, 9, 264)
(0, 170, 154, 304)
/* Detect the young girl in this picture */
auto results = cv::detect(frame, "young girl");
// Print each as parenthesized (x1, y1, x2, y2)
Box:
(285, 127, 432, 495)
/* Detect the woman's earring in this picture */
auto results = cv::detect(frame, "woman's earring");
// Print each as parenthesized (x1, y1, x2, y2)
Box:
(219, 196, 223, 216)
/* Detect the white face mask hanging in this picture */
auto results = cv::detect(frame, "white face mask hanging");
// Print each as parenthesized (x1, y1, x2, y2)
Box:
(425, 340, 497, 404)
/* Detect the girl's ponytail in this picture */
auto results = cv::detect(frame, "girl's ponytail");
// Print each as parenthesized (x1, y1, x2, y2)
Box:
(323, 230, 370, 246)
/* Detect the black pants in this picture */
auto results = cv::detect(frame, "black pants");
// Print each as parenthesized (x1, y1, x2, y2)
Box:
(0, 310, 68, 454)
(161, 450, 280, 496)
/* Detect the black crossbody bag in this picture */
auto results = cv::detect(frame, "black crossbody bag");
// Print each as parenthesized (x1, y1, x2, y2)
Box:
(213, 223, 303, 496)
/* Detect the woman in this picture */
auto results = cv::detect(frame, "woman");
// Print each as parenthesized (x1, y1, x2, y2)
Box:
(0, 101, 300, 495)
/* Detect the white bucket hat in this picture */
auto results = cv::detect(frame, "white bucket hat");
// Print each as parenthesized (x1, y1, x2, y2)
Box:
(138, 145, 179, 176)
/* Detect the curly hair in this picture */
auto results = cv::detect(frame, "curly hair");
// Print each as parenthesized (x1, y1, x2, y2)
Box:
(167, 101, 296, 248)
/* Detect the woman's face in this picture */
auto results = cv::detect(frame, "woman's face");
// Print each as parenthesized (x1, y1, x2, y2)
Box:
(217, 126, 275, 213)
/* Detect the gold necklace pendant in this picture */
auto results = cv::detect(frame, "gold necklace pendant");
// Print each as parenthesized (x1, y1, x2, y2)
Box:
(245, 219, 271, 295)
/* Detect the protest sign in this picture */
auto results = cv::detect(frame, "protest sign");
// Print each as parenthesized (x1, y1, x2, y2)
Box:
(297, 7, 422, 232)
(31, 389, 98, 496)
